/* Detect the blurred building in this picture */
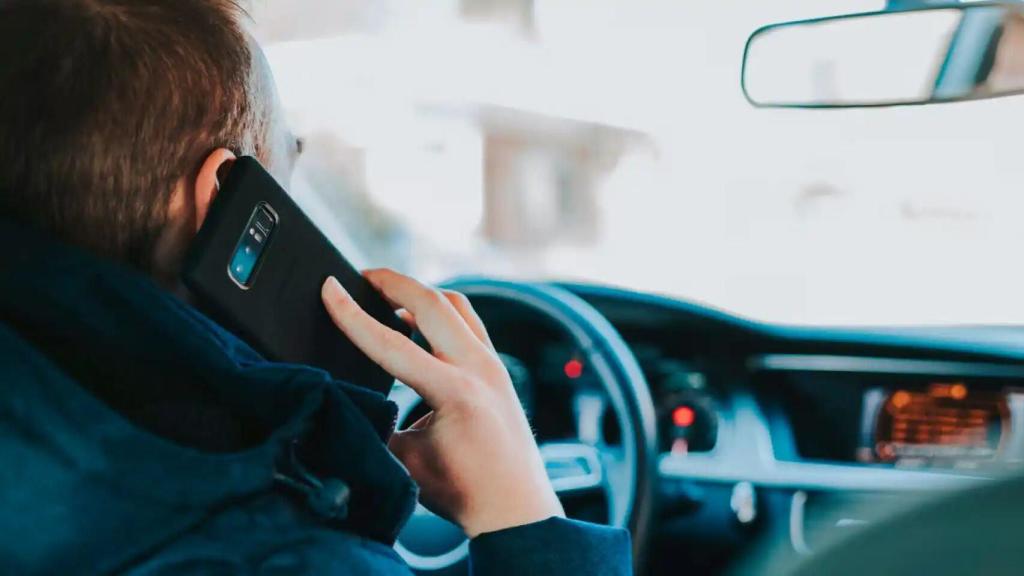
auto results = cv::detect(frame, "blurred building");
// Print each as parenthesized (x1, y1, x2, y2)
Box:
(475, 106, 641, 249)
(259, 0, 652, 276)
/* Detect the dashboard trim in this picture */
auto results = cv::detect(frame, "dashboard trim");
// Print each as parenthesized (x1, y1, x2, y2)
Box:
(659, 453, 986, 492)
(749, 354, 1024, 378)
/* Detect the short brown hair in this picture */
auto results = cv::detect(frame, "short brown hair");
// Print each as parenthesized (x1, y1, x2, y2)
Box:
(0, 0, 270, 271)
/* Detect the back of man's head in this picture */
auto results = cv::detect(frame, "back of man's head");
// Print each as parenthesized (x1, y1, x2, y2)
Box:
(0, 0, 270, 275)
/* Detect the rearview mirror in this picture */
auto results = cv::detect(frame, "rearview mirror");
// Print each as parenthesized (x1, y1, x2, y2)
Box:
(742, 2, 1024, 108)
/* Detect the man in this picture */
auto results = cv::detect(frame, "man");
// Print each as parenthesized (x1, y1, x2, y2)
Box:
(0, 1, 631, 574)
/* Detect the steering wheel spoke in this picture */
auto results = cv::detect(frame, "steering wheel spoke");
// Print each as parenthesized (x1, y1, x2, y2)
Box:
(541, 441, 606, 495)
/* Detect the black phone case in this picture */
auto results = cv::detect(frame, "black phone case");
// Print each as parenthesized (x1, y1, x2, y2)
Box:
(182, 156, 408, 396)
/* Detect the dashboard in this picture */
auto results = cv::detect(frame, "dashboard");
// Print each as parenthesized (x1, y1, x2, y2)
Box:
(464, 282, 1024, 575)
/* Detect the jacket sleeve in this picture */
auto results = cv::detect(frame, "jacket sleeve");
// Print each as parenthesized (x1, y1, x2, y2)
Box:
(468, 516, 632, 576)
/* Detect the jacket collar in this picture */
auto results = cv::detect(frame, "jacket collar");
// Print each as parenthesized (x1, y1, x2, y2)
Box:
(0, 220, 417, 567)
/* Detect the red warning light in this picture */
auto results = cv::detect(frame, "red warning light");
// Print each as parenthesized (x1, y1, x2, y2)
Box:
(564, 359, 584, 379)
(672, 406, 696, 428)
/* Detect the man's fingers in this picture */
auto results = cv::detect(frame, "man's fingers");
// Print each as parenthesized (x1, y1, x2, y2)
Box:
(395, 290, 490, 349)
(396, 309, 418, 333)
(441, 290, 494, 350)
(322, 277, 454, 406)
(363, 269, 488, 363)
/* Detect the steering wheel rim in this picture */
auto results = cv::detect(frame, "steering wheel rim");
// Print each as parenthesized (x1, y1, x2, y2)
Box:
(392, 279, 658, 573)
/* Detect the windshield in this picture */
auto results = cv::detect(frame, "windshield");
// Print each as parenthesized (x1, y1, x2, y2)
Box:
(259, 0, 1024, 326)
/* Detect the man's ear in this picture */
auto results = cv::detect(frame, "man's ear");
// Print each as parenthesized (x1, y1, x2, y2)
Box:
(193, 148, 237, 233)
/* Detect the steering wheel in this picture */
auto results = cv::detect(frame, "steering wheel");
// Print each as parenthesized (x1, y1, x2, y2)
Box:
(392, 279, 658, 574)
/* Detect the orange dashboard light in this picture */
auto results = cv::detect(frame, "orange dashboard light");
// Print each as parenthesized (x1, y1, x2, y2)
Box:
(950, 383, 968, 400)
(891, 390, 912, 409)
(672, 405, 696, 428)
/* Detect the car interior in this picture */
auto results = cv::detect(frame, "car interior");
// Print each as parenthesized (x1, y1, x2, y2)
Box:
(246, 1, 1024, 574)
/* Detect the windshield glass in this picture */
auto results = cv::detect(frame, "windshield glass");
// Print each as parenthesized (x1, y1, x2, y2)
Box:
(259, 0, 1024, 326)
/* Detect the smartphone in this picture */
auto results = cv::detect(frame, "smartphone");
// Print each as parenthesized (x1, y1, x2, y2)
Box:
(182, 156, 409, 396)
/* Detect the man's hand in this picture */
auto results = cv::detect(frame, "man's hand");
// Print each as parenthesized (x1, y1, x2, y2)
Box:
(322, 270, 565, 537)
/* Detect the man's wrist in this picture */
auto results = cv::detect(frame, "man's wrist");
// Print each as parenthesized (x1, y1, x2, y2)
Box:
(462, 489, 565, 538)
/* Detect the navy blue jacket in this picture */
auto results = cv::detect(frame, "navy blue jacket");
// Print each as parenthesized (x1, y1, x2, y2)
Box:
(0, 221, 631, 575)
